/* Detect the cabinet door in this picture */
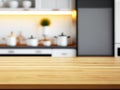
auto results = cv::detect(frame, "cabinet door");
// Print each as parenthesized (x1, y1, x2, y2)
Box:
(77, 0, 113, 56)
(0, 49, 52, 55)
(56, 0, 71, 10)
(52, 49, 76, 57)
(115, 0, 120, 43)
(78, 8, 113, 56)
(38, 0, 56, 10)
(37, 0, 74, 11)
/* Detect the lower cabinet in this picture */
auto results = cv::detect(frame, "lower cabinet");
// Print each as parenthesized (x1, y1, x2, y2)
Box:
(0, 49, 76, 57)
(0, 49, 52, 55)
(52, 49, 76, 57)
(115, 44, 120, 57)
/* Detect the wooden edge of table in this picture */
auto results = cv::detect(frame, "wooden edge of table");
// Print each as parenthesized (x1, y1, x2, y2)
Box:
(0, 84, 120, 89)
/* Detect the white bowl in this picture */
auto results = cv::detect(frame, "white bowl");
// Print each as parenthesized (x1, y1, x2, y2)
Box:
(43, 41, 51, 47)
(9, 0, 19, 8)
(23, 0, 32, 9)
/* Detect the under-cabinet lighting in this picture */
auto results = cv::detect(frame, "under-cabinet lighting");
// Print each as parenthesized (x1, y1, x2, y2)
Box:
(72, 10, 76, 19)
(72, 10, 77, 24)
(0, 11, 72, 15)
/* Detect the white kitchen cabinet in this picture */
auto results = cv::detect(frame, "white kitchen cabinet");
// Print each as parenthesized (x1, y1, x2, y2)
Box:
(52, 49, 76, 57)
(0, 49, 76, 57)
(0, 0, 37, 11)
(0, 49, 52, 55)
(56, 0, 74, 10)
(115, 0, 120, 43)
(115, 0, 120, 57)
(37, 0, 56, 10)
(37, 0, 75, 11)
(0, 0, 75, 11)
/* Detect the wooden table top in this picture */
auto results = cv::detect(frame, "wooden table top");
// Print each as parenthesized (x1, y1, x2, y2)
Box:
(0, 57, 120, 89)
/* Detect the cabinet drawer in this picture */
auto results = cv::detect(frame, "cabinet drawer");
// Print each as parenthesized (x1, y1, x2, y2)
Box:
(52, 49, 76, 57)
(0, 49, 52, 55)
(115, 44, 120, 57)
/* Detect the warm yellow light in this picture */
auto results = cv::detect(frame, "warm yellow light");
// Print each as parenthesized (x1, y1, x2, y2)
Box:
(72, 10, 77, 24)
(72, 10, 76, 19)
(0, 11, 72, 15)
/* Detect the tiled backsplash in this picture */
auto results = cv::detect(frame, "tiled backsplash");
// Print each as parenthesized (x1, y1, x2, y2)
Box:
(0, 15, 76, 41)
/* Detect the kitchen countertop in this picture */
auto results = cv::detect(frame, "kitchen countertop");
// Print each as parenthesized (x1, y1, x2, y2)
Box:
(0, 57, 120, 89)
(0, 44, 76, 49)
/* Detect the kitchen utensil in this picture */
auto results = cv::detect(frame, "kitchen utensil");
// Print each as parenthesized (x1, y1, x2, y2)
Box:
(56, 33, 69, 47)
(17, 32, 25, 45)
(43, 40, 51, 47)
(7, 32, 16, 46)
(26, 35, 38, 47)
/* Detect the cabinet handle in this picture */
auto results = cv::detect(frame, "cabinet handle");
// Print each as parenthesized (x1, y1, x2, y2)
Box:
(61, 53, 68, 55)
(52, 9, 59, 11)
(36, 50, 42, 53)
(8, 50, 14, 54)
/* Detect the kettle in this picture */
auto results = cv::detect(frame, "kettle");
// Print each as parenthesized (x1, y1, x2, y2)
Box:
(56, 33, 69, 47)
(26, 35, 38, 47)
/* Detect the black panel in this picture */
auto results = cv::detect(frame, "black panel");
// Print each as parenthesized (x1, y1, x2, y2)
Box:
(0, 54, 52, 56)
(77, 0, 113, 8)
(118, 48, 120, 56)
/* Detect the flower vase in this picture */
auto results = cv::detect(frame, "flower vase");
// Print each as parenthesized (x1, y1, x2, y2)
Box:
(42, 26, 49, 39)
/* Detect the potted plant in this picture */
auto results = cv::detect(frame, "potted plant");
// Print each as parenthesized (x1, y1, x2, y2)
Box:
(40, 18, 51, 39)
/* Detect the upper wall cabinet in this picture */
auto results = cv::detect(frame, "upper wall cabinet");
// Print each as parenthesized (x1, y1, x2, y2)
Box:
(0, 0, 75, 11)
(0, 0, 36, 11)
(37, 0, 75, 11)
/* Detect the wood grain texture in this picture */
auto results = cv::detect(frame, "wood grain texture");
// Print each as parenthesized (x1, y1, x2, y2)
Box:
(0, 57, 120, 89)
